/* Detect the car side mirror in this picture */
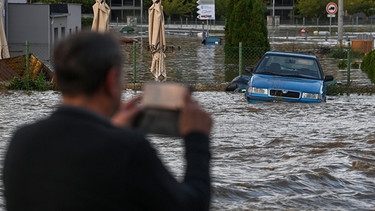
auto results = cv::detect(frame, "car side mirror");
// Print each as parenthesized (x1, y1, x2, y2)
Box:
(245, 66, 254, 73)
(324, 75, 334, 82)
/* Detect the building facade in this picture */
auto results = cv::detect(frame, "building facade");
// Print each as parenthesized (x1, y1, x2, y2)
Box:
(7, 3, 81, 63)
(108, 0, 141, 24)
(266, 0, 296, 25)
(107, 0, 296, 25)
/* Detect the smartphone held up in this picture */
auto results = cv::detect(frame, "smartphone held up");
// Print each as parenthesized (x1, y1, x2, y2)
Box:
(132, 82, 190, 137)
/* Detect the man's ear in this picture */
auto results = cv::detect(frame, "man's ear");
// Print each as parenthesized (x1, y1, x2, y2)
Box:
(104, 68, 120, 97)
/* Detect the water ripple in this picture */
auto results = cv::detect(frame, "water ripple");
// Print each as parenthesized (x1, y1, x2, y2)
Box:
(1, 91, 375, 210)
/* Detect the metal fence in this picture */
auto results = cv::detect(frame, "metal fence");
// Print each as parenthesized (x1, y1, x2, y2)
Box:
(7, 42, 51, 68)
(3, 32, 375, 86)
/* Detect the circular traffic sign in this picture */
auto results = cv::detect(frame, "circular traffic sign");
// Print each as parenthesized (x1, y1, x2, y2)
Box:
(326, 2, 338, 15)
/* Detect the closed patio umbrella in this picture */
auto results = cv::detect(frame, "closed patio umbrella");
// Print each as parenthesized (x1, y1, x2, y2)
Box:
(91, 0, 110, 32)
(149, 0, 166, 81)
(0, 2, 10, 59)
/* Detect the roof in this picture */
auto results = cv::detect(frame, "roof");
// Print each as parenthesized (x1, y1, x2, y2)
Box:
(50, 4, 68, 15)
(0, 54, 54, 82)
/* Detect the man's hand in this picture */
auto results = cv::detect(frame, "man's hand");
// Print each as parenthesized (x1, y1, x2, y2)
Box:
(112, 96, 142, 127)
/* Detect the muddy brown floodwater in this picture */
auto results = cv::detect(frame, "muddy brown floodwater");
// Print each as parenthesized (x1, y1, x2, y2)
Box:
(1, 90, 374, 210)
(1, 31, 374, 209)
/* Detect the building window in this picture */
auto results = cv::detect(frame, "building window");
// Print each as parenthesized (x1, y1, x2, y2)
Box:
(124, 0, 134, 6)
(61, 27, 65, 39)
(111, 0, 122, 6)
(54, 27, 58, 43)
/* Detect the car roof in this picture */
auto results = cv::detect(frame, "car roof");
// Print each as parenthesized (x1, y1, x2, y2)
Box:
(264, 51, 318, 60)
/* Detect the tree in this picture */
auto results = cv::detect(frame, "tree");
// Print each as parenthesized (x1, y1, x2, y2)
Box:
(224, 0, 270, 79)
(343, 0, 375, 19)
(215, 0, 227, 20)
(225, 0, 269, 48)
(357, 0, 375, 20)
(249, 0, 269, 49)
(344, 0, 363, 15)
(162, 0, 195, 23)
(295, 0, 375, 23)
(294, 0, 334, 22)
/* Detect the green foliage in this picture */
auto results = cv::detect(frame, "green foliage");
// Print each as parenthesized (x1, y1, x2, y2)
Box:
(351, 62, 360, 69)
(345, 0, 365, 15)
(215, 0, 227, 20)
(354, 0, 375, 17)
(326, 84, 341, 96)
(330, 47, 347, 59)
(294, 0, 332, 20)
(296, 0, 375, 21)
(361, 49, 375, 83)
(143, 0, 152, 8)
(7, 72, 52, 91)
(330, 47, 364, 59)
(162, 0, 195, 20)
(224, 0, 269, 64)
(337, 60, 347, 69)
(82, 17, 93, 29)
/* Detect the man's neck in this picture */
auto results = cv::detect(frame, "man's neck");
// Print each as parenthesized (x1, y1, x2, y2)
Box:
(62, 94, 112, 119)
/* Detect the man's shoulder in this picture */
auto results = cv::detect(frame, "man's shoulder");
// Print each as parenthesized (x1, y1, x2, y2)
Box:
(109, 126, 149, 145)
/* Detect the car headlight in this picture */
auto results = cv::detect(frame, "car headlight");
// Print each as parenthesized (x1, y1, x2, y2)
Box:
(248, 87, 268, 95)
(302, 92, 322, 100)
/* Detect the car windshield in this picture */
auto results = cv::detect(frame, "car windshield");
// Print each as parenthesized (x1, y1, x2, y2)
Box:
(255, 54, 322, 79)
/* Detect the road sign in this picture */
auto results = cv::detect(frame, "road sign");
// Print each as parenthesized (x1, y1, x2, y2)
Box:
(326, 2, 338, 15)
(197, 15, 213, 20)
(197, 0, 215, 20)
(197, 5, 214, 15)
(197, 0, 214, 4)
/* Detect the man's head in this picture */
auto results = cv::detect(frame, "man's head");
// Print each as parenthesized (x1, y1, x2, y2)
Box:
(53, 31, 124, 117)
(53, 31, 123, 96)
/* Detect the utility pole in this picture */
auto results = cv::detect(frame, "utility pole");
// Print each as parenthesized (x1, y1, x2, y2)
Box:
(140, 0, 143, 42)
(141, 0, 143, 32)
(338, 0, 344, 45)
(272, 0, 275, 27)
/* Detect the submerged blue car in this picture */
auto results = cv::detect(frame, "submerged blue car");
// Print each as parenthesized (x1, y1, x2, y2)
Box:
(245, 51, 334, 103)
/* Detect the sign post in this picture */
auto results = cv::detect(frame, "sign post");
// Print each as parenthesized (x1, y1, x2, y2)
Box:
(197, 0, 215, 39)
(196, 0, 215, 20)
(326, 2, 338, 35)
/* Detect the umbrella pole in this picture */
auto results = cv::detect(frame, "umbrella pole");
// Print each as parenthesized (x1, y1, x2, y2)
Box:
(133, 41, 137, 88)
(96, 0, 100, 30)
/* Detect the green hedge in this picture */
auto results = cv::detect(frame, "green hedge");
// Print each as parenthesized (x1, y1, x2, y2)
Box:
(361, 50, 375, 83)
(82, 17, 93, 29)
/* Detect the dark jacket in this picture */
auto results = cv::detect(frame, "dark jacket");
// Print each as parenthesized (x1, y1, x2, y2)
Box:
(3, 106, 211, 210)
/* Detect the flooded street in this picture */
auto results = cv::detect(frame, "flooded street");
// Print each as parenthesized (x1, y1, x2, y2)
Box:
(120, 33, 373, 87)
(1, 31, 374, 209)
(1, 91, 375, 210)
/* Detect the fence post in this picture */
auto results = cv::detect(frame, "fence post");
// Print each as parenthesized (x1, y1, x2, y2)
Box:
(347, 39, 351, 85)
(133, 41, 137, 87)
(239, 42, 243, 76)
(25, 40, 30, 90)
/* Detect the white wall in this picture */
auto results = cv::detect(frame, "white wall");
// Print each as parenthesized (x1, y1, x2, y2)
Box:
(67, 4, 81, 36)
(8, 4, 50, 44)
